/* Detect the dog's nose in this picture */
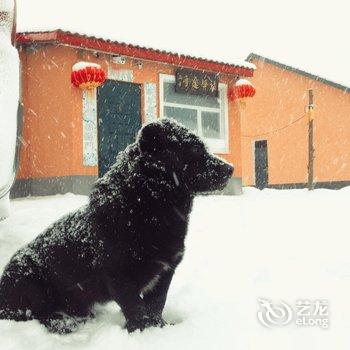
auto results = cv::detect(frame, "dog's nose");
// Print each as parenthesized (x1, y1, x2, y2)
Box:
(225, 164, 234, 177)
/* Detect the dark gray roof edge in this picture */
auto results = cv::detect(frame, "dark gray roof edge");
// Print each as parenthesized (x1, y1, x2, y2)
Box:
(247, 53, 349, 94)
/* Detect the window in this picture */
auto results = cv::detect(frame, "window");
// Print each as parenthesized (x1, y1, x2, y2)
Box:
(160, 74, 228, 153)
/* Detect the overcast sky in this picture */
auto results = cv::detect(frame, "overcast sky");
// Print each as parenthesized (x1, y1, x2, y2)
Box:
(17, 0, 349, 87)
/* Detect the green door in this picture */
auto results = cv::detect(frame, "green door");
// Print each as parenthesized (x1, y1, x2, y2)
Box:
(97, 80, 142, 177)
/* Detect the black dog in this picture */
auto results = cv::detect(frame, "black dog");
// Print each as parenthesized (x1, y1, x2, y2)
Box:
(0, 118, 233, 333)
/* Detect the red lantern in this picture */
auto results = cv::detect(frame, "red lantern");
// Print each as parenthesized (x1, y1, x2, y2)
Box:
(228, 79, 256, 107)
(71, 62, 106, 89)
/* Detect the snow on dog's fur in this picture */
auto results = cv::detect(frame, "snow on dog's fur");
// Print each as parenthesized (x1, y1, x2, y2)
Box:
(0, 118, 233, 333)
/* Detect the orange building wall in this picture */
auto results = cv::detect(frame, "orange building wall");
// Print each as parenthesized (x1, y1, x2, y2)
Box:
(17, 45, 242, 181)
(241, 58, 350, 186)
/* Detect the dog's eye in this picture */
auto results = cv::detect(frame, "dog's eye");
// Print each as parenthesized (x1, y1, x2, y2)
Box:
(190, 146, 204, 157)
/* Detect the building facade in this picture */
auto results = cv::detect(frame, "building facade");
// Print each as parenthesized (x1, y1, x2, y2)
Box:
(242, 53, 350, 189)
(12, 30, 255, 197)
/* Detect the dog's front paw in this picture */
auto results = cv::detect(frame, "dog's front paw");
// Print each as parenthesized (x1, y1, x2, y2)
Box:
(125, 316, 167, 333)
(125, 316, 149, 333)
(152, 317, 167, 328)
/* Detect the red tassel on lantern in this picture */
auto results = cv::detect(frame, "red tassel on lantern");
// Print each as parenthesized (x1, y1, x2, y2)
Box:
(71, 62, 106, 89)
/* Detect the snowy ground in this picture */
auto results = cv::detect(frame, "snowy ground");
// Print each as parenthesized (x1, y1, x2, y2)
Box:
(0, 188, 350, 350)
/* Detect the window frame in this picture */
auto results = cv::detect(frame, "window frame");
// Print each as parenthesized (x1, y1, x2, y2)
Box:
(159, 73, 229, 154)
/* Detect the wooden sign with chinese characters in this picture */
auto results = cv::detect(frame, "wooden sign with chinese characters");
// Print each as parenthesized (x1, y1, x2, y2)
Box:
(175, 68, 219, 97)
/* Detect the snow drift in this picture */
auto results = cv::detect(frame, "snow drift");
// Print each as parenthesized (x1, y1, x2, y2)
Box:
(0, 0, 19, 219)
(0, 188, 350, 349)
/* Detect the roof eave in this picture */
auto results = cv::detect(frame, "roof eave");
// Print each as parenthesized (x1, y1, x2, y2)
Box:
(16, 31, 254, 77)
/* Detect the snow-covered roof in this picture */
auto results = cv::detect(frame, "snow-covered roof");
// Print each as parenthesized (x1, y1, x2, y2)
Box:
(16, 0, 349, 89)
(16, 30, 255, 77)
(15, 23, 256, 72)
(247, 53, 349, 93)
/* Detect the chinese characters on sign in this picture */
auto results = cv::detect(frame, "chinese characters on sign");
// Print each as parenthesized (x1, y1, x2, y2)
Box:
(175, 68, 219, 97)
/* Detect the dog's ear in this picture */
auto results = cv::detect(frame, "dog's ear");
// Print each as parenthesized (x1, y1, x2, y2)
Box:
(138, 122, 167, 154)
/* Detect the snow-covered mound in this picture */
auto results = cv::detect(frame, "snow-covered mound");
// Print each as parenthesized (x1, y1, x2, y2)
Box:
(0, 0, 19, 219)
(0, 188, 350, 349)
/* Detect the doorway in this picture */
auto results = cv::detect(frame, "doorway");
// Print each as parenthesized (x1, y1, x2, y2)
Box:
(254, 140, 268, 190)
(97, 80, 142, 177)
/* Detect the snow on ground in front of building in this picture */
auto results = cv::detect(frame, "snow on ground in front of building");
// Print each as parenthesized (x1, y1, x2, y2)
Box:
(1, 187, 350, 350)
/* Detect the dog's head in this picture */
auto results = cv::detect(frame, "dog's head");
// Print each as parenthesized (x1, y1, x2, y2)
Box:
(137, 118, 233, 194)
